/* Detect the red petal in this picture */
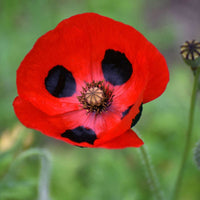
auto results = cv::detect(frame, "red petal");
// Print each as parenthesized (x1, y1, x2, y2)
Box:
(142, 43, 169, 103)
(13, 96, 143, 149)
(13, 96, 65, 137)
(93, 93, 143, 144)
(69, 13, 166, 108)
(51, 13, 148, 109)
(83, 13, 149, 106)
(13, 97, 89, 139)
(71, 13, 168, 106)
(13, 96, 97, 148)
(16, 16, 93, 116)
(96, 129, 143, 149)
(16, 13, 168, 115)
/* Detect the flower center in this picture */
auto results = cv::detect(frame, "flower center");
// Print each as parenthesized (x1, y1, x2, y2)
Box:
(85, 87, 104, 106)
(77, 81, 114, 114)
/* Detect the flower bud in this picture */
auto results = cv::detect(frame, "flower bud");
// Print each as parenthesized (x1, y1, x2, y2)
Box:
(180, 40, 200, 72)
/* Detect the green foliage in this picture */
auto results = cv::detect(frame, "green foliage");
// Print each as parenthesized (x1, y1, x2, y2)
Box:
(0, 0, 200, 200)
(0, 146, 51, 200)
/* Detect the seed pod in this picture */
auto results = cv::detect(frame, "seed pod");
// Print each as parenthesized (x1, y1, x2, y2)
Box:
(180, 40, 200, 71)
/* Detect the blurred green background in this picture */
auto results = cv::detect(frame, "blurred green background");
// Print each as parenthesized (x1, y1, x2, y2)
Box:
(0, 0, 200, 200)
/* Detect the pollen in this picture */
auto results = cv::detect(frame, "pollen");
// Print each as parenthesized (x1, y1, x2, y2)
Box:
(77, 81, 114, 115)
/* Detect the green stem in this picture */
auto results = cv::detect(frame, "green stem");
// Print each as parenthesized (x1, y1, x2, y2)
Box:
(171, 67, 200, 200)
(139, 145, 164, 200)
(1, 148, 51, 200)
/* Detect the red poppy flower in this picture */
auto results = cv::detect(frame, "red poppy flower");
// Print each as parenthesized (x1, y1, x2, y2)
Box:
(13, 13, 169, 149)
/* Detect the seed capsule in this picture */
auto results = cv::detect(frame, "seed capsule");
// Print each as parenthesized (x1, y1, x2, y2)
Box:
(77, 81, 114, 115)
(180, 40, 200, 60)
(85, 87, 104, 106)
(180, 40, 200, 70)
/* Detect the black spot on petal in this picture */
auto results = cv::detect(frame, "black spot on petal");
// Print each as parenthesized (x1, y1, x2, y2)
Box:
(102, 49, 133, 86)
(45, 65, 76, 98)
(121, 105, 133, 119)
(61, 126, 97, 144)
(131, 104, 143, 127)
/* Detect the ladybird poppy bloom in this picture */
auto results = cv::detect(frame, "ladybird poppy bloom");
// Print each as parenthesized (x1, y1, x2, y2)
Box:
(13, 13, 169, 149)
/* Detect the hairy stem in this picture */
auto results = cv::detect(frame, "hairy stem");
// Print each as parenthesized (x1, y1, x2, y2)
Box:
(139, 145, 164, 200)
(171, 67, 200, 200)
